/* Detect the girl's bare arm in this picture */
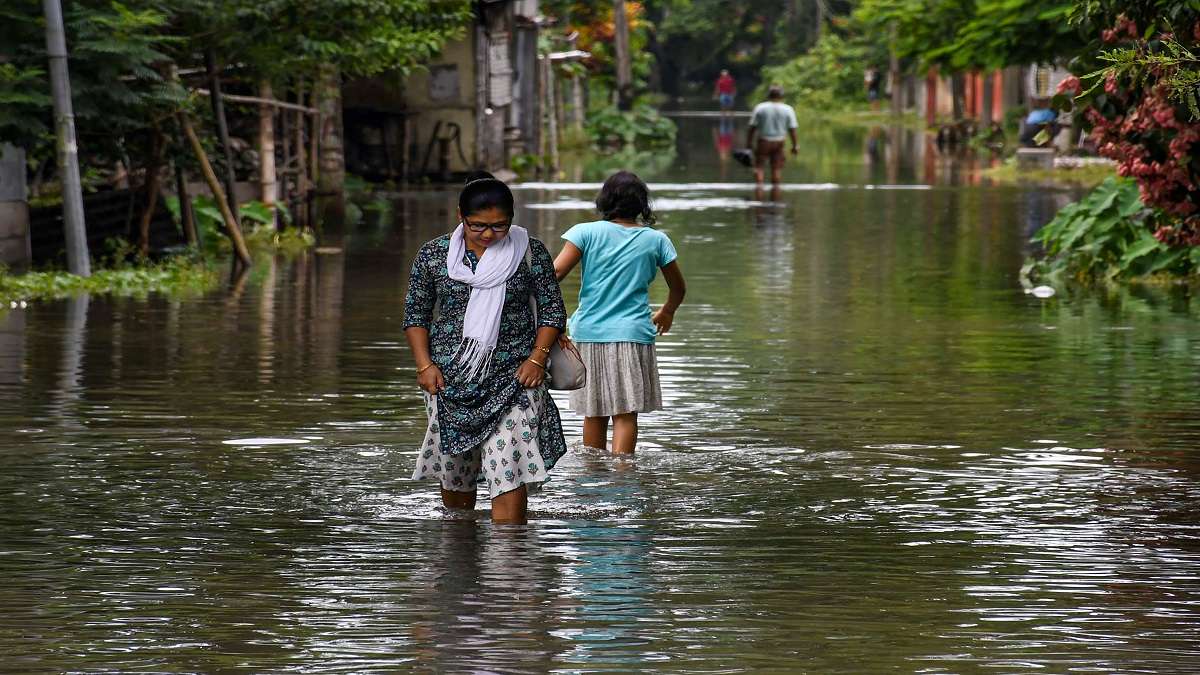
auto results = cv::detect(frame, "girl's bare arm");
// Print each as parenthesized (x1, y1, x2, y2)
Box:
(553, 242, 583, 281)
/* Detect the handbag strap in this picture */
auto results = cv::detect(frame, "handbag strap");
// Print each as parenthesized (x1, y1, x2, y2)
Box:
(524, 244, 539, 326)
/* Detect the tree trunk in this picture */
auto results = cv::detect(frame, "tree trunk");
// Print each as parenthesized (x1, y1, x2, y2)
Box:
(613, 0, 633, 111)
(889, 24, 902, 116)
(137, 126, 165, 256)
(814, 0, 824, 45)
(204, 48, 240, 224)
(294, 80, 310, 227)
(543, 57, 559, 173)
(173, 159, 197, 248)
(179, 112, 252, 267)
(42, 0, 90, 276)
(258, 79, 277, 225)
(571, 74, 585, 132)
(315, 64, 344, 194)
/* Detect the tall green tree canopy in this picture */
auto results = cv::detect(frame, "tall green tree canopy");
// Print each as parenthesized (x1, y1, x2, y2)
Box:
(855, 0, 1083, 71)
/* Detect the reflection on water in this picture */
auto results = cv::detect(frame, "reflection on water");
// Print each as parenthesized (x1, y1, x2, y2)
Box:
(2, 120, 1199, 671)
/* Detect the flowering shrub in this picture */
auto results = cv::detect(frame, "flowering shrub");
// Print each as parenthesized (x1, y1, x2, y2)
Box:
(1055, 12, 1200, 248)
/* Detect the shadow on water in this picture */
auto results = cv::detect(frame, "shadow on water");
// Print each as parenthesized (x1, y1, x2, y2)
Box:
(2, 117, 1200, 670)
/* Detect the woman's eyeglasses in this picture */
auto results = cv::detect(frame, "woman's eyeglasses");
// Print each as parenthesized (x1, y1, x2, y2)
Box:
(463, 219, 512, 233)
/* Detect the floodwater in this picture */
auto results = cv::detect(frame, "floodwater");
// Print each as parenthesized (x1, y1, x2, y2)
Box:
(3, 117, 1200, 672)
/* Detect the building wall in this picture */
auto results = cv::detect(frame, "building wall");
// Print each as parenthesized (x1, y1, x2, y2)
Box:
(0, 144, 31, 273)
(402, 38, 480, 175)
(342, 0, 540, 179)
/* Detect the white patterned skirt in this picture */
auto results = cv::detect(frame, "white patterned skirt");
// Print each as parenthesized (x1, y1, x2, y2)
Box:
(568, 341, 663, 417)
(413, 388, 553, 500)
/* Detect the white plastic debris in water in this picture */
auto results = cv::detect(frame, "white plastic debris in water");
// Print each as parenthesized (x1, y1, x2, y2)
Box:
(1030, 285, 1056, 298)
(222, 437, 308, 446)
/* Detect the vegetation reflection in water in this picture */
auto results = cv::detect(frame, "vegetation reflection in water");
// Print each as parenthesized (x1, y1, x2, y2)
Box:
(0, 121, 1198, 671)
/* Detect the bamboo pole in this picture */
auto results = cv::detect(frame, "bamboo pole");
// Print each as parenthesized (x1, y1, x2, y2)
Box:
(178, 112, 252, 267)
(42, 0, 90, 276)
(204, 49, 240, 225)
(194, 88, 317, 115)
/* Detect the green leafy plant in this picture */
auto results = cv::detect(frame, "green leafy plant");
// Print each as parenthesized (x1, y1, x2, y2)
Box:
(0, 254, 217, 304)
(585, 105, 676, 149)
(1023, 176, 1200, 285)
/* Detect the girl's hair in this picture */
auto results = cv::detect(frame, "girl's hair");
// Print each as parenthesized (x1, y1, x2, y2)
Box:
(459, 170, 514, 218)
(596, 170, 656, 226)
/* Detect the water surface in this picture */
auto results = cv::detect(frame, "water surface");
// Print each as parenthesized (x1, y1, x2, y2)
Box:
(3, 119, 1200, 671)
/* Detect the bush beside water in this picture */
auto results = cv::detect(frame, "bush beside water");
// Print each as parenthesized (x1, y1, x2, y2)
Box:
(1, 198, 316, 304)
(1023, 176, 1200, 285)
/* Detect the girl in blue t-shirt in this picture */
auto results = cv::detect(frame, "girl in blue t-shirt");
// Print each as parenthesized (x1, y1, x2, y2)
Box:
(554, 171, 687, 455)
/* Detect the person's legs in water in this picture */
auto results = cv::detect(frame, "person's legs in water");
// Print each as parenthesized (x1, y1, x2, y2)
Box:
(612, 412, 638, 455)
(770, 143, 785, 188)
(442, 487, 476, 510)
(491, 485, 528, 524)
(583, 415, 609, 450)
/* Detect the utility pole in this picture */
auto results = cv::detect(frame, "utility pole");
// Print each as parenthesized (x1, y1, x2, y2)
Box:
(42, 0, 90, 277)
(613, 0, 633, 111)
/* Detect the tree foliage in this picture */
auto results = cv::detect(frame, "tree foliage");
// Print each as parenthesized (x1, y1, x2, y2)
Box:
(760, 33, 888, 110)
(0, 0, 471, 167)
(855, 0, 1082, 71)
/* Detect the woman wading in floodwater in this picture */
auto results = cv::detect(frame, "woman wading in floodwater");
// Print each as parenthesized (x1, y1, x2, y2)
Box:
(403, 172, 568, 524)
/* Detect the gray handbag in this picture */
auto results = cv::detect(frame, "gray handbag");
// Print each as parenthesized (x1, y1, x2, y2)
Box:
(525, 245, 587, 390)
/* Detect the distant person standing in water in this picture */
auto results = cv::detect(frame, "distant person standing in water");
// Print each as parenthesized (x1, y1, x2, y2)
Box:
(554, 171, 687, 456)
(714, 69, 737, 116)
(403, 172, 568, 524)
(746, 84, 798, 196)
(864, 66, 883, 111)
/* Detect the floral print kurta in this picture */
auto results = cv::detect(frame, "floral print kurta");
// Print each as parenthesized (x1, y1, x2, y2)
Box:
(403, 234, 568, 464)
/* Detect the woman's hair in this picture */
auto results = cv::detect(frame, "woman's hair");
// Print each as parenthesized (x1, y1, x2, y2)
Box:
(595, 170, 656, 226)
(458, 170, 514, 218)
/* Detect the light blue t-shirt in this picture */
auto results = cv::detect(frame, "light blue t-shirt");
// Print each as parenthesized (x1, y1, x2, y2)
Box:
(749, 101, 799, 141)
(562, 220, 678, 344)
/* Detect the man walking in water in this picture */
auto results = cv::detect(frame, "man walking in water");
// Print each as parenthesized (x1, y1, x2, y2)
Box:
(746, 84, 798, 197)
(713, 69, 737, 116)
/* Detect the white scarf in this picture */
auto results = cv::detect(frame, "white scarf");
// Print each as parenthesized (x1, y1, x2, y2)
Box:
(446, 223, 530, 381)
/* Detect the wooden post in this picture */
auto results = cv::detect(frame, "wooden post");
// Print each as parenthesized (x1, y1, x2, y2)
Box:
(178, 112, 252, 267)
(204, 49, 240, 224)
(258, 79, 277, 223)
(613, 0, 633, 111)
(992, 70, 1004, 122)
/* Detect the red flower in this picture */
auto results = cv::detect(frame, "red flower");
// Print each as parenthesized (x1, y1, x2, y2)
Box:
(1057, 75, 1082, 96)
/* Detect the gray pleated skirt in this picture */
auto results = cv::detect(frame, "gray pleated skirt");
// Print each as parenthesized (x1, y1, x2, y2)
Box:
(568, 342, 663, 417)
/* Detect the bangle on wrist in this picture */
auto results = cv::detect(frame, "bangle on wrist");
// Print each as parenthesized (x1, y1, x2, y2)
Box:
(528, 358, 546, 369)
(534, 345, 551, 355)
(416, 362, 436, 375)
